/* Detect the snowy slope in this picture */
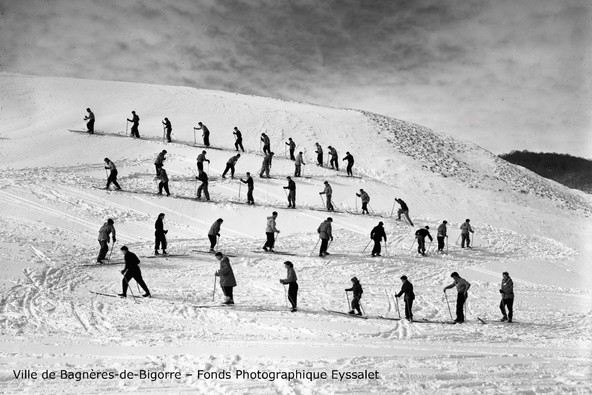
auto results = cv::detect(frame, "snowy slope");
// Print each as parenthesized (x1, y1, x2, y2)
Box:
(0, 74, 590, 394)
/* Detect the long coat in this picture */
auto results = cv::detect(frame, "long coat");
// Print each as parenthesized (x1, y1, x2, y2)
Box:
(218, 256, 236, 287)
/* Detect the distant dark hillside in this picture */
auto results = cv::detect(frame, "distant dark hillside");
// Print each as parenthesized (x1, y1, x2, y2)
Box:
(499, 151, 592, 194)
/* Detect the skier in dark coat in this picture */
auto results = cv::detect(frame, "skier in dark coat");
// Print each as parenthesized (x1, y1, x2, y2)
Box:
(233, 127, 244, 152)
(280, 261, 298, 312)
(154, 213, 168, 255)
(443, 272, 471, 323)
(415, 226, 433, 256)
(222, 154, 240, 178)
(104, 158, 121, 190)
(395, 275, 415, 320)
(196, 170, 210, 201)
(118, 246, 150, 298)
(259, 152, 274, 178)
(437, 220, 448, 252)
(356, 189, 370, 214)
(315, 143, 323, 166)
(208, 218, 223, 252)
(317, 217, 333, 257)
(240, 172, 254, 204)
(261, 133, 271, 154)
(499, 271, 514, 323)
(154, 150, 167, 175)
(97, 218, 116, 263)
(395, 197, 413, 226)
(195, 122, 210, 146)
(328, 146, 338, 170)
(156, 168, 170, 196)
(162, 118, 172, 142)
(345, 277, 363, 315)
(283, 176, 296, 208)
(285, 138, 296, 160)
(343, 151, 354, 176)
(215, 252, 236, 304)
(370, 221, 387, 257)
(127, 111, 140, 138)
(84, 108, 95, 134)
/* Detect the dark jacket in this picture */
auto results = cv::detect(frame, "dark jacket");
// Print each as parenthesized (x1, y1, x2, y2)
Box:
(500, 277, 514, 299)
(155, 218, 165, 235)
(241, 176, 254, 189)
(284, 179, 296, 191)
(197, 171, 208, 183)
(415, 228, 433, 241)
(370, 225, 386, 242)
(346, 282, 363, 299)
(123, 251, 141, 272)
(395, 198, 408, 211)
(343, 153, 354, 164)
(395, 281, 415, 301)
(218, 256, 236, 287)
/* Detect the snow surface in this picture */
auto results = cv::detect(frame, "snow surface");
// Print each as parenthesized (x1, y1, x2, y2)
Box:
(0, 73, 590, 394)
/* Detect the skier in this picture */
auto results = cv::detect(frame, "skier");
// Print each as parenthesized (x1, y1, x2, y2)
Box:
(104, 158, 121, 190)
(370, 221, 387, 257)
(343, 151, 354, 176)
(196, 150, 210, 172)
(215, 252, 236, 305)
(84, 108, 95, 134)
(319, 181, 334, 211)
(317, 217, 333, 257)
(280, 261, 298, 312)
(195, 122, 210, 146)
(127, 111, 140, 138)
(233, 127, 245, 152)
(196, 170, 210, 201)
(443, 272, 471, 323)
(156, 168, 170, 196)
(97, 218, 116, 263)
(356, 189, 370, 214)
(162, 117, 172, 142)
(285, 138, 296, 160)
(415, 226, 433, 256)
(294, 151, 305, 177)
(208, 218, 223, 252)
(314, 143, 323, 166)
(154, 150, 167, 175)
(261, 133, 271, 154)
(240, 172, 255, 204)
(345, 277, 363, 315)
(328, 146, 339, 170)
(460, 219, 474, 248)
(259, 152, 274, 178)
(499, 271, 514, 323)
(118, 246, 151, 298)
(283, 176, 296, 208)
(394, 198, 413, 226)
(263, 211, 280, 252)
(222, 153, 240, 178)
(154, 213, 168, 255)
(395, 275, 415, 321)
(437, 220, 448, 252)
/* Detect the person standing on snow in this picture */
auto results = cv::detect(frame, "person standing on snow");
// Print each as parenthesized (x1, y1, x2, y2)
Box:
(328, 146, 339, 170)
(261, 133, 271, 154)
(415, 226, 433, 256)
(233, 127, 245, 152)
(294, 151, 305, 177)
(156, 167, 170, 196)
(285, 138, 296, 160)
(84, 108, 95, 134)
(154, 213, 168, 255)
(460, 219, 474, 248)
(356, 189, 370, 214)
(317, 217, 333, 257)
(280, 261, 298, 312)
(394, 198, 413, 226)
(443, 272, 471, 323)
(195, 122, 210, 146)
(345, 277, 363, 315)
(162, 118, 172, 142)
(196, 170, 210, 201)
(118, 246, 150, 298)
(499, 271, 514, 323)
(259, 152, 274, 178)
(240, 172, 255, 204)
(196, 150, 210, 172)
(127, 111, 140, 138)
(283, 176, 296, 208)
(437, 220, 448, 252)
(215, 252, 236, 305)
(370, 221, 387, 257)
(97, 218, 116, 263)
(154, 150, 167, 175)
(263, 211, 280, 252)
(104, 158, 121, 190)
(395, 275, 415, 321)
(319, 181, 334, 211)
(208, 218, 223, 252)
(343, 151, 354, 176)
(315, 143, 323, 166)
(222, 153, 240, 178)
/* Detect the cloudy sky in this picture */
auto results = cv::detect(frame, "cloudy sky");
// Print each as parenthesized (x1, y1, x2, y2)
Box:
(1, 0, 590, 157)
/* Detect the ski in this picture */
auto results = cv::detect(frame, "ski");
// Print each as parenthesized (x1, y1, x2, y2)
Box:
(251, 250, 296, 256)
(376, 315, 404, 321)
(309, 208, 341, 213)
(192, 250, 237, 257)
(323, 308, 368, 319)
(81, 261, 122, 267)
(478, 317, 487, 324)
(145, 254, 188, 259)
(90, 291, 122, 298)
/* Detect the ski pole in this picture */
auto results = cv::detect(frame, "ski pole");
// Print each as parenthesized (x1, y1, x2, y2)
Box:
(319, 194, 325, 207)
(309, 238, 320, 255)
(193, 128, 197, 145)
(122, 271, 138, 304)
(162, 123, 165, 143)
(359, 301, 366, 316)
(455, 234, 461, 245)
(444, 291, 453, 321)
(427, 240, 433, 254)
(390, 199, 396, 217)
(107, 240, 116, 262)
(355, 196, 358, 213)
(283, 284, 289, 308)
(216, 235, 220, 251)
(125, 120, 129, 136)
(408, 238, 416, 252)
(394, 295, 401, 319)
(212, 274, 217, 301)
(345, 291, 351, 311)
(238, 182, 242, 199)
(446, 236, 449, 252)
(362, 239, 371, 253)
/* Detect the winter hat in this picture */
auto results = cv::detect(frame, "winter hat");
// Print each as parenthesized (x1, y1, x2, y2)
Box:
(466, 219, 470, 222)
(443, 220, 448, 224)
(451, 272, 459, 278)
(502, 271, 509, 276)
(400, 275, 407, 280)
(327, 217, 333, 222)
(120, 246, 128, 251)
(425, 226, 429, 229)
(351, 277, 359, 283)
(379, 221, 384, 226)
(107, 218, 114, 224)
(215, 252, 223, 258)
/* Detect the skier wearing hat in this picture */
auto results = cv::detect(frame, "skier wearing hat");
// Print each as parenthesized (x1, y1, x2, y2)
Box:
(222, 153, 240, 178)
(84, 108, 95, 134)
(196, 150, 210, 172)
(328, 146, 338, 170)
(499, 271, 514, 323)
(285, 138, 296, 160)
(345, 277, 363, 315)
(443, 272, 471, 323)
(370, 221, 387, 257)
(415, 226, 433, 256)
(162, 117, 172, 142)
(263, 211, 280, 252)
(233, 127, 244, 152)
(215, 252, 236, 304)
(127, 111, 140, 138)
(356, 189, 370, 214)
(195, 122, 210, 146)
(294, 151, 305, 177)
(119, 246, 150, 298)
(97, 218, 116, 263)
